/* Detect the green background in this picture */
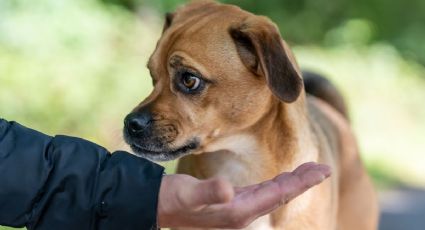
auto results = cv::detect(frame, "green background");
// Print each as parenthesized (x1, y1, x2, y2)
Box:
(1, 0, 425, 229)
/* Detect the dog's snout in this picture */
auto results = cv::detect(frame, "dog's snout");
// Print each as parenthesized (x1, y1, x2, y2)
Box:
(125, 111, 153, 135)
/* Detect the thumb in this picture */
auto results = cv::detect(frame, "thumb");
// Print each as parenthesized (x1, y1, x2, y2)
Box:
(186, 178, 234, 209)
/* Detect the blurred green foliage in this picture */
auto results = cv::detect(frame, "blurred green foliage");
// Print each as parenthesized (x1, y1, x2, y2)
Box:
(0, 0, 158, 149)
(294, 45, 425, 187)
(0, 227, 21, 230)
(1, 1, 425, 229)
(102, 0, 425, 66)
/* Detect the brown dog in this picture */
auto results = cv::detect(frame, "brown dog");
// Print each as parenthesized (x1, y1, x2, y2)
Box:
(123, 1, 378, 229)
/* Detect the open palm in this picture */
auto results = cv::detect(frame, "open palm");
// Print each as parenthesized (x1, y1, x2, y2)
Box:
(158, 162, 331, 228)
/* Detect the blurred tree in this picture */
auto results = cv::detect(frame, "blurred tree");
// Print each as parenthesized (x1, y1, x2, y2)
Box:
(100, 0, 425, 66)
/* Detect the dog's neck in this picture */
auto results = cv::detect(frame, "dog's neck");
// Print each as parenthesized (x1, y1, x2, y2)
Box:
(245, 93, 318, 180)
(178, 93, 319, 186)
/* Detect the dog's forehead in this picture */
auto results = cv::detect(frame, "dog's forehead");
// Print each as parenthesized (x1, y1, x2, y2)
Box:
(148, 3, 251, 74)
(172, 1, 246, 25)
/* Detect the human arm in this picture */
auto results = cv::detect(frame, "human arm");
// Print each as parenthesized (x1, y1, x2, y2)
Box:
(0, 118, 330, 229)
(0, 119, 164, 230)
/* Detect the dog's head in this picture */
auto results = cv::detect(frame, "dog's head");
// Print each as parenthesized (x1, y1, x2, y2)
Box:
(124, 1, 303, 161)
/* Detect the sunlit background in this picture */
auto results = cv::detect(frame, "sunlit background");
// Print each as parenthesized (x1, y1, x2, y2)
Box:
(1, 0, 424, 229)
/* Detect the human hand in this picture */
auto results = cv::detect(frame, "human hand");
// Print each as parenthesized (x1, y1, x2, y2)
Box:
(157, 162, 331, 228)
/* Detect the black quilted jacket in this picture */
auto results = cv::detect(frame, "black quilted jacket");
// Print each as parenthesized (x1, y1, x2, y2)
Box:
(0, 119, 164, 230)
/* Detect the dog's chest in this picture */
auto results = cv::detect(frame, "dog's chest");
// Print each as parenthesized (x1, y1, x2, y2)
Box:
(212, 155, 264, 186)
(176, 133, 322, 230)
(193, 134, 273, 186)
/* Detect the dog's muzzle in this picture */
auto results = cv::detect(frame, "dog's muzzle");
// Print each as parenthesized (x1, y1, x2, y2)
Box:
(123, 111, 199, 161)
(124, 111, 154, 139)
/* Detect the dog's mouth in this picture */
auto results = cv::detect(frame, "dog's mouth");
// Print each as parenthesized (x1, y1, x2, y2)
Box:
(128, 138, 200, 162)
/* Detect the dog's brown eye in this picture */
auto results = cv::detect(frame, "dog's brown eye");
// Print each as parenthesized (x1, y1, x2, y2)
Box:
(175, 70, 206, 94)
(182, 73, 201, 90)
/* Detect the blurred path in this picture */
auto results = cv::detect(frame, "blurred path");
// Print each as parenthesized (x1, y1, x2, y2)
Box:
(379, 187, 425, 230)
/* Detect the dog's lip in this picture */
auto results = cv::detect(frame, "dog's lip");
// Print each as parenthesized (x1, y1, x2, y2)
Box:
(129, 140, 199, 156)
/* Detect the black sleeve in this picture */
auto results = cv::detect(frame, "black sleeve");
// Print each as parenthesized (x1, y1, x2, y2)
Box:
(0, 119, 164, 230)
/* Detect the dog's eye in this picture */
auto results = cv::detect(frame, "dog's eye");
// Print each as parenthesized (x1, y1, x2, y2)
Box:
(174, 70, 206, 94)
(181, 72, 201, 90)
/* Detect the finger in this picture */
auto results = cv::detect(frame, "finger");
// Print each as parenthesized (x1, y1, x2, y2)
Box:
(231, 163, 331, 219)
(234, 183, 261, 194)
(187, 178, 235, 209)
(191, 164, 331, 229)
(292, 162, 330, 177)
(234, 162, 324, 194)
(275, 163, 331, 201)
(291, 162, 319, 175)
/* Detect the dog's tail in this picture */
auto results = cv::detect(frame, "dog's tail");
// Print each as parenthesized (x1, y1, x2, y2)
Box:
(303, 71, 349, 119)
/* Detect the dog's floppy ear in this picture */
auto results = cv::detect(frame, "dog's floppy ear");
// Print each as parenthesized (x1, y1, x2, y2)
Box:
(162, 12, 174, 32)
(229, 17, 303, 103)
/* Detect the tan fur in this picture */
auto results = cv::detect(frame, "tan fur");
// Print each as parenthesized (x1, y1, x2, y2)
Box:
(131, 1, 378, 229)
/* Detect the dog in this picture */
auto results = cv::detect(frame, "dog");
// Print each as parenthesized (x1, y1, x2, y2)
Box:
(123, 1, 379, 229)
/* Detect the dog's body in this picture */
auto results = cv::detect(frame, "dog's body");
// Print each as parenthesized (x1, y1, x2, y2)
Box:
(124, 1, 378, 229)
(176, 90, 377, 230)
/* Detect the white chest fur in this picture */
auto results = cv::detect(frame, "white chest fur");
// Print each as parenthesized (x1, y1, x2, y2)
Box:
(180, 132, 318, 230)
(202, 134, 267, 186)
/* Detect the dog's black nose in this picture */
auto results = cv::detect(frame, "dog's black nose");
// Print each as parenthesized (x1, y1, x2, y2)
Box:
(124, 111, 153, 135)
